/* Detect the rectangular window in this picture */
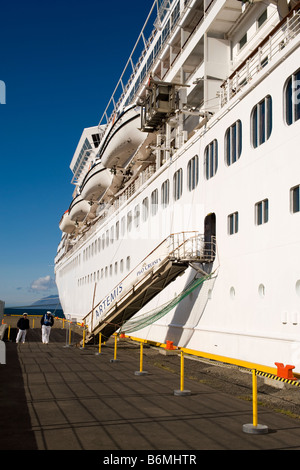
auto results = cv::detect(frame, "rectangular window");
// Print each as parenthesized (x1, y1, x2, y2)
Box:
(285, 69, 300, 126)
(257, 10, 267, 28)
(228, 212, 239, 235)
(239, 33, 247, 50)
(134, 205, 140, 228)
(225, 120, 242, 166)
(173, 169, 183, 201)
(252, 95, 272, 148)
(187, 155, 199, 191)
(142, 197, 149, 221)
(291, 185, 300, 213)
(161, 180, 170, 208)
(151, 189, 158, 215)
(110, 226, 114, 243)
(127, 211, 133, 232)
(205, 140, 218, 179)
(255, 199, 269, 225)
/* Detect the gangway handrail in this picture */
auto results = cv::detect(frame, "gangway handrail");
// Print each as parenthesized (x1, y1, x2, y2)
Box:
(82, 231, 197, 323)
(82, 231, 216, 333)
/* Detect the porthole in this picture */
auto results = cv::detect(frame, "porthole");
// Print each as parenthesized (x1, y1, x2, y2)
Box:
(258, 284, 265, 298)
(230, 287, 235, 299)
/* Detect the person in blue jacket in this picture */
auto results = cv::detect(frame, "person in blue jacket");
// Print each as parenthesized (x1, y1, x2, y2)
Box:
(41, 311, 54, 344)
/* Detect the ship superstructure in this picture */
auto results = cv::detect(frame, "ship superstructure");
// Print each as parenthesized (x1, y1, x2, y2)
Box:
(55, 0, 300, 373)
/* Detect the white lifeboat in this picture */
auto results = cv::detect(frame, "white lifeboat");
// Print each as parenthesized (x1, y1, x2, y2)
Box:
(80, 161, 113, 203)
(59, 211, 76, 234)
(68, 194, 90, 222)
(100, 106, 146, 169)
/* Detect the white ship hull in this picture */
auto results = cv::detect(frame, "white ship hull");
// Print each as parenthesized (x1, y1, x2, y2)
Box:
(55, 0, 300, 374)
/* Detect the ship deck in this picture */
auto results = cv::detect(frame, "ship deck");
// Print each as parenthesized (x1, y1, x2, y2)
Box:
(1, 319, 300, 453)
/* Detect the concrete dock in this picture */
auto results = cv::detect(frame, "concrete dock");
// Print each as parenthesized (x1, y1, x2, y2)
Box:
(1, 319, 300, 453)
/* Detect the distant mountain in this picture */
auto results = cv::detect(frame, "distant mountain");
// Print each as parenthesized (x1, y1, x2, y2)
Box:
(31, 295, 62, 309)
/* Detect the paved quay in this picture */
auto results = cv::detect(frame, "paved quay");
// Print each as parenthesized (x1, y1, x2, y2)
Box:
(1, 322, 300, 452)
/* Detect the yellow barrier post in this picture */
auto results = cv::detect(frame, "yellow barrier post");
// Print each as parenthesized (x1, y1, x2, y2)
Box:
(243, 369, 268, 434)
(110, 333, 120, 363)
(174, 350, 191, 396)
(135, 341, 148, 376)
(95, 332, 102, 355)
(7, 325, 11, 341)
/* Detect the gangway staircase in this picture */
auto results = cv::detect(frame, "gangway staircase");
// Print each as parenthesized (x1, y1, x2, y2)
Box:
(83, 232, 216, 343)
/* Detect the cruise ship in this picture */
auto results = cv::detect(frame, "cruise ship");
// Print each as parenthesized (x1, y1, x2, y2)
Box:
(55, 0, 300, 374)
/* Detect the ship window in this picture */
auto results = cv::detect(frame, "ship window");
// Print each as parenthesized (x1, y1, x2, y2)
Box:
(127, 211, 133, 232)
(290, 185, 300, 213)
(187, 155, 199, 191)
(239, 33, 247, 50)
(161, 180, 170, 208)
(225, 120, 242, 166)
(257, 10, 267, 29)
(134, 205, 140, 228)
(142, 197, 149, 221)
(115, 222, 119, 241)
(126, 256, 131, 271)
(121, 216, 125, 237)
(102, 234, 105, 250)
(92, 133, 101, 148)
(251, 95, 272, 148)
(204, 140, 218, 180)
(285, 69, 300, 126)
(228, 212, 239, 235)
(255, 199, 269, 225)
(120, 259, 124, 273)
(106, 230, 109, 246)
(110, 226, 114, 243)
(151, 189, 158, 215)
(173, 169, 183, 201)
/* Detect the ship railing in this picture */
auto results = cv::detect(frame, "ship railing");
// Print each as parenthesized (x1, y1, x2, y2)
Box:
(220, 6, 300, 108)
(167, 232, 216, 263)
(97, 0, 213, 134)
(82, 231, 215, 333)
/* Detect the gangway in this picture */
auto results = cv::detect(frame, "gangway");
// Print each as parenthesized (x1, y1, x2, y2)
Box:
(83, 232, 216, 343)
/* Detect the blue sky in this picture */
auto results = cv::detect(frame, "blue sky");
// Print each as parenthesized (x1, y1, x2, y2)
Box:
(0, 0, 153, 307)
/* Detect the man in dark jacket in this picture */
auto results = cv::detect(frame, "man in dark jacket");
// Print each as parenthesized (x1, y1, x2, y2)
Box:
(41, 311, 54, 344)
(16, 313, 30, 343)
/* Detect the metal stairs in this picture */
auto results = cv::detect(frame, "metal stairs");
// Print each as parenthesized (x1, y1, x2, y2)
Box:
(83, 232, 216, 343)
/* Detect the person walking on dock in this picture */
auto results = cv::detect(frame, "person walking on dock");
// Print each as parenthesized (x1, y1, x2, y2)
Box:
(41, 311, 54, 344)
(16, 313, 30, 343)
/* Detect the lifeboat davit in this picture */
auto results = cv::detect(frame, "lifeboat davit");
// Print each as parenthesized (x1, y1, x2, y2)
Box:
(80, 161, 113, 203)
(68, 194, 90, 222)
(100, 105, 146, 169)
(59, 211, 76, 234)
